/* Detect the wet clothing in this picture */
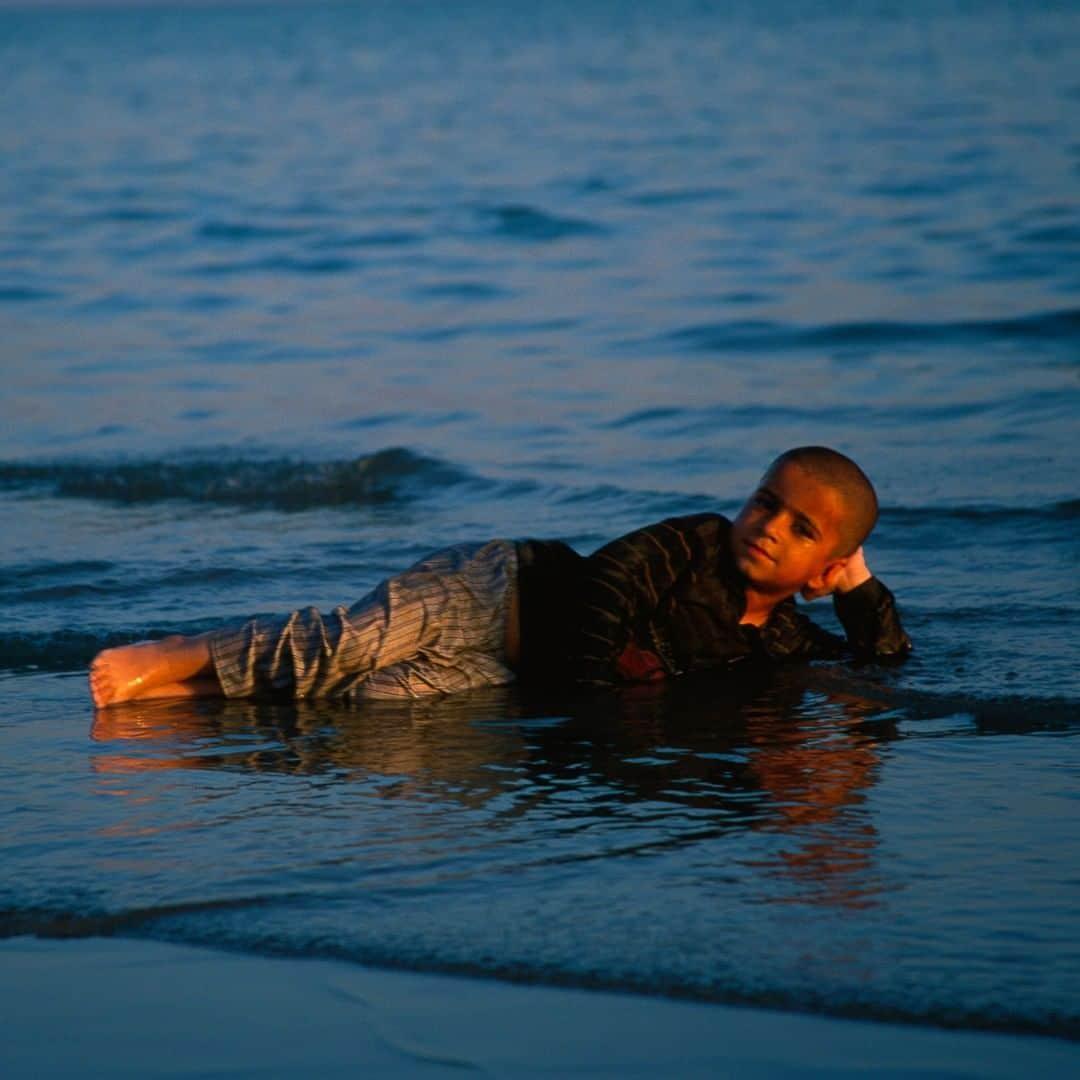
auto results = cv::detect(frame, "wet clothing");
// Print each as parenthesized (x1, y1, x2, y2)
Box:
(209, 540, 519, 702)
(516, 513, 910, 689)
(208, 514, 910, 702)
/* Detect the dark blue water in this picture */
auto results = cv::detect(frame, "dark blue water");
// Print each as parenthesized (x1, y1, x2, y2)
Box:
(1, 0, 1078, 1042)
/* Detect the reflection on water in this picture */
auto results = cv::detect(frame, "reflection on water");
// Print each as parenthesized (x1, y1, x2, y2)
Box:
(90, 670, 893, 913)
(0, 669, 1065, 1035)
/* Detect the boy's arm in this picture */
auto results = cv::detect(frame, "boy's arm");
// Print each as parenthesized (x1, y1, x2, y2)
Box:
(833, 576, 911, 658)
(574, 515, 717, 687)
(775, 548, 911, 661)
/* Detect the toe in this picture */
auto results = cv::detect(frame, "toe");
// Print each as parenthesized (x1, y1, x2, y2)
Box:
(90, 672, 112, 708)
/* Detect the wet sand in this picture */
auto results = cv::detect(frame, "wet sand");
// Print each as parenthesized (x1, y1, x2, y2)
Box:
(2, 936, 1076, 1078)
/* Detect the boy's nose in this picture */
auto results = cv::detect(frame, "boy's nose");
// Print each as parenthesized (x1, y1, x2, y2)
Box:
(759, 513, 780, 539)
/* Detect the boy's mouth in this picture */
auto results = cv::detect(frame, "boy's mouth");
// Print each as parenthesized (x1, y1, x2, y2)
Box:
(742, 538, 775, 563)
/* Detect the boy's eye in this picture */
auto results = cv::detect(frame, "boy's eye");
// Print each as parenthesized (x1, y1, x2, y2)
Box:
(794, 522, 815, 539)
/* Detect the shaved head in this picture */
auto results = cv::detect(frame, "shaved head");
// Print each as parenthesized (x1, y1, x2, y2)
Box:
(765, 447, 879, 557)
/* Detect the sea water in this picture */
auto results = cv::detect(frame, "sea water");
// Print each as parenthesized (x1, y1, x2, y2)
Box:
(1, 0, 1078, 1042)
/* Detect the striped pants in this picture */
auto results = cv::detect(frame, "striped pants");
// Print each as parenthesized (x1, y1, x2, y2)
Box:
(207, 540, 518, 701)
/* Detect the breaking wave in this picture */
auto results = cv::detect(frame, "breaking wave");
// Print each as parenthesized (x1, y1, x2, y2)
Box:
(0, 448, 472, 510)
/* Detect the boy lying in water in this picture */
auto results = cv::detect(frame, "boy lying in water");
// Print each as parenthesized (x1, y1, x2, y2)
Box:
(89, 446, 910, 708)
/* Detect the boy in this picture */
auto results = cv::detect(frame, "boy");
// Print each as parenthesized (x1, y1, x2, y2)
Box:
(89, 446, 910, 708)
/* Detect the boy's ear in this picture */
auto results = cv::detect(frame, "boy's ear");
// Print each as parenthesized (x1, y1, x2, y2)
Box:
(799, 557, 849, 601)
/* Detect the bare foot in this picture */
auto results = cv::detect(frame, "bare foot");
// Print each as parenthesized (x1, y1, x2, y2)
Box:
(90, 634, 217, 708)
(89, 640, 171, 708)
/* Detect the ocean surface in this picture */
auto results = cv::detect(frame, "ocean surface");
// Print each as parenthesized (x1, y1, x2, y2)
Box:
(2, 0, 1078, 1045)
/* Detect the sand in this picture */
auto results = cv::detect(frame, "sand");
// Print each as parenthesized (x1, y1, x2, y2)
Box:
(1, 935, 1076, 1078)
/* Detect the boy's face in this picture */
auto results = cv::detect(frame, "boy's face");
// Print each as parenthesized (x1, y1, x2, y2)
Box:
(730, 461, 848, 598)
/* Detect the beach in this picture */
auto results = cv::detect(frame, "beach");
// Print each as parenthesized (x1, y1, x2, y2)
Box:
(2, 0, 1078, 1072)
(5, 935, 1078, 1078)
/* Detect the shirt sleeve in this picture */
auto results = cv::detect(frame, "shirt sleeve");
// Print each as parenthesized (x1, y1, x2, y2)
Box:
(762, 577, 912, 662)
(574, 515, 717, 687)
(833, 576, 912, 658)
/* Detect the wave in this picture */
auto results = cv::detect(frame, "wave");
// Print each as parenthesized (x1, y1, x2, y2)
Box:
(0, 285, 61, 303)
(0, 896, 286, 943)
(796, 666, 1080, 733)
(1, 564, 275, 606)
(196, 220, 311, 242)
(0, 626, 217, 672)
(1, 900, 1074, 1041)
(885, 499, 1080, 522)
(605, 400, 1011, 433)
(482, 204, 608, 242)
(663, 307, 1080, 353)
(0, 448, 471, 510)
(2, 448, 1075, 523)
(184, 253, 360, 277)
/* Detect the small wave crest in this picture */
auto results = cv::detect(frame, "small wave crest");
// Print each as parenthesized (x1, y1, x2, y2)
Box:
(0, 896, 278, 943)
(664, 307, 1080, 353)
(800, 666, 1080, 732)
(885, 499, 1080, 522)
(482, 204, 607, 242)
(0, 448, 470, 510)
(0, 627, 215, 672)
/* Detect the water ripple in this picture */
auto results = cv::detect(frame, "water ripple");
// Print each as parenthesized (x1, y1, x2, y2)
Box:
(664, 308, 1080, 353)
(482, 204, 608, 242)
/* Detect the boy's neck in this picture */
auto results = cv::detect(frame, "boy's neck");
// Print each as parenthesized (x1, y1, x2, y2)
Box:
(739, 586, 787, 628)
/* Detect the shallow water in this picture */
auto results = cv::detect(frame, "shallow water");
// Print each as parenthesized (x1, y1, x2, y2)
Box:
(1, 0, 1078, 1041)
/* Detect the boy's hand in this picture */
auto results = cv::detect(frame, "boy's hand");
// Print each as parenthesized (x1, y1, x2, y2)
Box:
(832, 546, 872, 593)
(615, 642, 666, 682)
(800, 547, 873, 601)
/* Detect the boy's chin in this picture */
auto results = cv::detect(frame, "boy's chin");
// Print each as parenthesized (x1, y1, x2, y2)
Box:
(734, 554, 771, 586)
(735, 558, 802, 597)
(732, 551, 755, 577)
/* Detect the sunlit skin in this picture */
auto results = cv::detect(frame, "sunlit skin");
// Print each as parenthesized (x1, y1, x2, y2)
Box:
(89, 634, 218, 709)
(730, 461, 872, 627)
